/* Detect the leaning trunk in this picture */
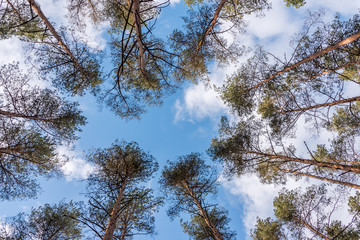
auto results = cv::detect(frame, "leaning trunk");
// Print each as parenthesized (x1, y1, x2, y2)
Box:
(132, 0, 144, 70)
(295, 217, 331, 240)
(103, 181, 127, 240)
(196, 0, 228, 52)
(245, 150, 360, 174)
(281, 96, 360, 113)
(26, 0, 88, 82)
(278, 167, 360, 190)
(0, 109, 61, 123)
(182, 181, 224, 240)
(248, 31, 360, 91)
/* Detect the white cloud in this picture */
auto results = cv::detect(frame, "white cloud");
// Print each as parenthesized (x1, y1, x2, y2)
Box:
(306, 0, 360, 17)
(174, 83, 227, 122)
(169, 0, 181, 6)
(174, 62, 238, 123)
(221, 174, 309, 238)
(57, 145, 95, 181)
(245, 0, 299, 40)
(36, 0, 107, 51)
(37, 0, 68, 26)
(75, 22, 108, 51)
(0, 217, 14, 238)
(0, 37, 24, 65)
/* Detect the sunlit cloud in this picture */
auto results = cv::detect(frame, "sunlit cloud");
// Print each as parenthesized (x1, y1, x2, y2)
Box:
(57, 145, 95, 181)
(221, 174, 309, 239)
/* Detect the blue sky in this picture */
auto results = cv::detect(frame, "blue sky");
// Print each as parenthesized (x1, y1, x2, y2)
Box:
(1, 0, 360, 239)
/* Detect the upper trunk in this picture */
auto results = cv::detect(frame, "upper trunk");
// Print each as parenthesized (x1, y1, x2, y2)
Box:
(247, 30, 360, 92)
(131, 0, 144, 70)
(295, 217, 331, 240)
(278, 167, 360, 190)
(245, 150, 360, 174)
(103, 180, 127, 240)
(196, 0, 228, 53)
(182, 181, 225, 240)
(0, 109, 61, 123)
(281, 96, 360, 114)
(27, 0, 88, 85)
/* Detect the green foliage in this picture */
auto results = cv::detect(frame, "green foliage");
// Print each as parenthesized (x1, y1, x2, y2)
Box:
(83, 187, 163, 239)
(36, 36, 103, 96)
(160, 153, 235, 239)
(313, 144, 329, 161)
(0, 201, 83, 239)
(340, 62, 360, 83)
(326, 221, 360, 240)
(273, 189, 297, 222)
(208, 116, 262, 177)
(78, 0, 182, 119)
(220, 62, 258, 117)
(0, 63, 86, 200)
(183, 0, 270, 27)
(115, 188, 163, 238)
(255, 161, 287, 185)
(170, 5, 244, 82)
(218, 13, 360, 139)
(266, 185, 360, 239)
(329, 102, 360, 137)
(83, 140, 161, 238)
(0, 1, 103, 96)
(160, 153, 218, 215)
(86, 140, 158, 189)
(251, 218, 283, 240)
(0, 123, 59, 200)
(1, 64, 87, 140)
(182, 207, 236, 240)
(283, 0, 306, 8)
(348, 192, 360, 214)
(0, 0, 46, 40)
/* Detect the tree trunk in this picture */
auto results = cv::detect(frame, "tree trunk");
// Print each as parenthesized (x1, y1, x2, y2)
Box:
(278, 167, 360, 190)
(281, 96, 360, 113)
(26, 0, 87, 81)
(245, 150, 360, 174)
(6, 0, 23, 20)
(119, 220, 128, 240)
(0, 109, 59, 122)
(87, 0, 99, 21)
(295, 217, 331, 240)
(248, 31, 360, 91)
(103, 181, 127, 240)
(196, 0, 228, 53)
(182, 181, 224, 240)
(300, 59, 360, 83)
(132, 0, 144, 70)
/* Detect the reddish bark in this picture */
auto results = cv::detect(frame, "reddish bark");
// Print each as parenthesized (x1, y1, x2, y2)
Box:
(103, 181, 127, 240)
(248, 31, 360, 91)
(196, 0, 228, 53)
(182, 181, 224, 240)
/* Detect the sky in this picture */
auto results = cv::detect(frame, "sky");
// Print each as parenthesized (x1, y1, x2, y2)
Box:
(1, 0, 360, 239)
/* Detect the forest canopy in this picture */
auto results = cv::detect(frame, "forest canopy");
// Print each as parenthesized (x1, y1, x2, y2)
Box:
(0, 0, 359, 239)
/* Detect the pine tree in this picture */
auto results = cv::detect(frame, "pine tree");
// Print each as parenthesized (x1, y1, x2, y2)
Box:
(0, 63, 86, 200)
(160, 153, 235, 240)
(252, 185, 360, 239)
(80, 140, 161, 240)
(0, 201, 83, 239)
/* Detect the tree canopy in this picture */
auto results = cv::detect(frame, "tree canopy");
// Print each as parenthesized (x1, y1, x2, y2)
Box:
(0, 201, 83, 239)
(0, 63, 86, 200)
(81, 140, 161, 240)
(160, 153, 235, 240)
(1, 0, 360, 240)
